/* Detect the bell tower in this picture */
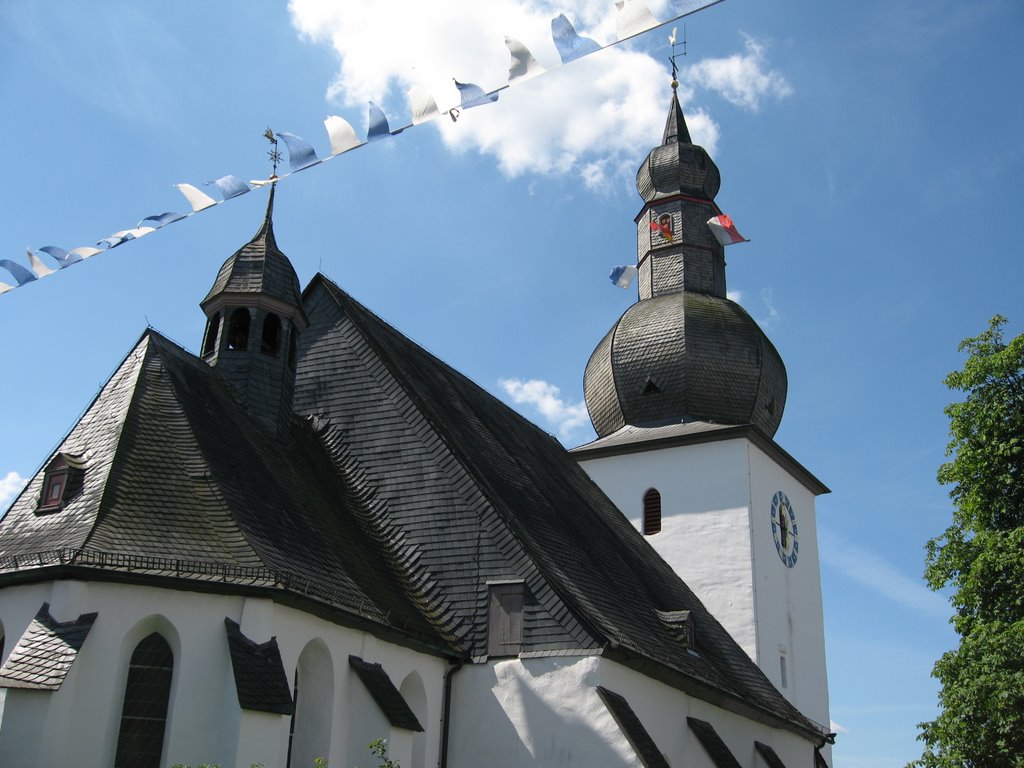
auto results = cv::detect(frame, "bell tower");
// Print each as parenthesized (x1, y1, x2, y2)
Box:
(573, 82, 832, 756)
(199, 187, 308, 434)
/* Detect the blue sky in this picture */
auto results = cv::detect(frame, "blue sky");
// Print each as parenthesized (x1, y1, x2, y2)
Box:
(1, 1, 1022, 765)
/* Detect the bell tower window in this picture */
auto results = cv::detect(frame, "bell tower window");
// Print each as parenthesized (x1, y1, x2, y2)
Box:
(201, 311, 220, 356)
(288, 328, 298, 369)
(642, 488, 662, 535)
(261, 313, 281, 356)
(227, 308, 251, 351)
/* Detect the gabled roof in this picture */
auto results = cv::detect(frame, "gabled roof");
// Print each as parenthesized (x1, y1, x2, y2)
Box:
(296, 275, 826, 739)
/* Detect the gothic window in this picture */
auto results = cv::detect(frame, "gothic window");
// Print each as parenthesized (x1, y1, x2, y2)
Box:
(201, 311, 220, 356)
(226, 308, 251, 351)
(114, 633, 174, 768)
(261, 313, 281, 356)
(642, 488, 662, 535)
(487, 582, 524, 657)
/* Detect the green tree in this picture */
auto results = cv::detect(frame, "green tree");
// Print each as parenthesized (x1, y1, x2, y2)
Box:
(912, 316, 1024, 767)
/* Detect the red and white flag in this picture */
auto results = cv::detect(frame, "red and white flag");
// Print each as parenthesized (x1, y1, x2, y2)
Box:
(706, 214, 749, 246)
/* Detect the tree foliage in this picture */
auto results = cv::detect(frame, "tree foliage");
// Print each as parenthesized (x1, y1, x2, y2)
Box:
(912, 316, 1024, 767)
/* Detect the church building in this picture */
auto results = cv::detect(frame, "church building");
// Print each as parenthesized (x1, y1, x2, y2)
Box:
(0, 86, 832, 768)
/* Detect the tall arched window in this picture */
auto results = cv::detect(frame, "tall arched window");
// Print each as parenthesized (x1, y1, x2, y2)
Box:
(227, 308, 251, 351)
(287, 640, 333, 768)
(261, 313, 281, 356)
(114, 632, 174, 768)
(400, 672, 428, 768)
(642, 488, 662, 535)
(201, 311, 221, 356)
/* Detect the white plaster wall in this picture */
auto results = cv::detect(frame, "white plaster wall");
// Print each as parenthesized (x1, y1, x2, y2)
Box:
(577, 439, 759, 657)
(599, 658, 820, 768)
(448, 654, 637, 768)
(448, 653, 821, 768)
(0, 580, 447, 768)
(577, 437, 832, 764)
(747, 444, 831, 745)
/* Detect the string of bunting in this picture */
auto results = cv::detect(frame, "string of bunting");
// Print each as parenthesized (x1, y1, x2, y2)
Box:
(1, 0, 724, 297)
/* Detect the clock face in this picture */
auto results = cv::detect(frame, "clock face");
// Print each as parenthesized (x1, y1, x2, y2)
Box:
(770, 491, 799, 567)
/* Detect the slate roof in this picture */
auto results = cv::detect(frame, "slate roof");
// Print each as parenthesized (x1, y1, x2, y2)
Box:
(754, 741, 789, 768)
(0, 330, 450, 653)
(596, 686, 669, 768)
(202, 188, 305, 317)
(688, 717, 742, 768)
(294, 276, 826, 740)
(0, 269, 826, 741)
(224, 618, 293, 715)
(582, 290, 788, 439)
(348, 655, 423, 731)
(0, 603, 97, 690)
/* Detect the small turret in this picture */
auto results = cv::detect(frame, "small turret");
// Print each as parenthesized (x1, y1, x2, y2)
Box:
(199, 187, 307, 434)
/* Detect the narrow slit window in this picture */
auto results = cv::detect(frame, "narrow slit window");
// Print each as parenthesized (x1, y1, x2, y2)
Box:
(201, 311, 220, 356)
(227, 308, 251, 351)
(643, 488, 662, 535)
(261, 313, 281, 356)
(780, 653, 788, 688)
(287, 327, 298, 370)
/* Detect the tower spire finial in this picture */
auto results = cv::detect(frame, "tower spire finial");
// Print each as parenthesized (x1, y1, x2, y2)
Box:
(264, 128, 282, 181)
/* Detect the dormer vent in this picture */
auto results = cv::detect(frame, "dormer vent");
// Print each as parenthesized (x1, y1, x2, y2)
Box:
(37, 453, 86, 515)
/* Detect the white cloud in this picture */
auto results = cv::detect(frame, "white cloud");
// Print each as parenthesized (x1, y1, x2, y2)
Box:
(726, 289, 743, 303)
(820, 525, 950, 620)
(499, 378, 590, 439)
(756, 287, 780, 329)
(287, 1, 789, 186)
(687, 34, 792, 111)
(0, 471, 27, 511)
(830, 719, 849, 735)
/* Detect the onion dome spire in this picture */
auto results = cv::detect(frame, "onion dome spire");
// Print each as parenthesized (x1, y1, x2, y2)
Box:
(583, 85, 787, 439)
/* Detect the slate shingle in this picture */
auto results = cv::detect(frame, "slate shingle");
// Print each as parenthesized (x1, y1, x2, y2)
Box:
(596, 686, 669, 768)
(224, 618, 293, 715)
(687, 717, 742, 768)
(0, 603, 97, 690)
(348, 655, 423, 731)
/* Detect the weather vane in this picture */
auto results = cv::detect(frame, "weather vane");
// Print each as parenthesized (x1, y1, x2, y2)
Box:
(263, 127, 282, 180)
(668, 23, 687, 88)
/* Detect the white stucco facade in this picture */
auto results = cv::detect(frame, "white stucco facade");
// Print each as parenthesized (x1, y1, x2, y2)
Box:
(575, 435, 831, 749)
(448, 653, 818, 768)
(0, 580, 446, 768)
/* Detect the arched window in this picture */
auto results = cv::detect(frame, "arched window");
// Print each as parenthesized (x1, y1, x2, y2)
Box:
(227, 308, 251, 351)
(201, 311, 221, 356)
(287, 640, 333, 768)
(400, 672, 428, 768)
(642, 488, 662, 535)
(261, 313, 281, 356)
(114, 632, 174, 768)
